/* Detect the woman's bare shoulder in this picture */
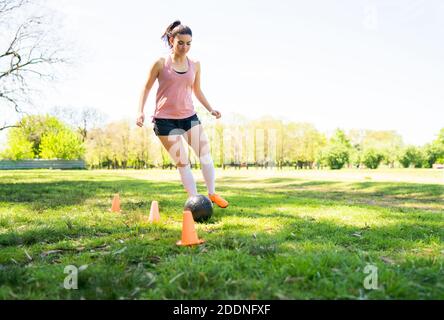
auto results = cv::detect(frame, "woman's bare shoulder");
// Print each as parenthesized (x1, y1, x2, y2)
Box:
(149, 57, 166, 72)
(157, 57, 166, 66)
(189, 57, 201, 70)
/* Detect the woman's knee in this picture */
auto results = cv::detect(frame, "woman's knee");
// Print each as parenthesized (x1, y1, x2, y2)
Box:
(199, 153, 213, 165)
(191, 139, 211, 158)
(176, 162, 191, 168)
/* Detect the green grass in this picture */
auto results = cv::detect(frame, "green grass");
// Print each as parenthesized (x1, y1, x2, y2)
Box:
(0, 169, 443, 300)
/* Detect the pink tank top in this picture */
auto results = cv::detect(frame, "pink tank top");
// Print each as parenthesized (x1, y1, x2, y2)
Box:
(154, 55, 196, 119)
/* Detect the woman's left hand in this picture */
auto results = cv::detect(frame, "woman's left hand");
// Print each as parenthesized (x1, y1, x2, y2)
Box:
(211, 110, 222, 119)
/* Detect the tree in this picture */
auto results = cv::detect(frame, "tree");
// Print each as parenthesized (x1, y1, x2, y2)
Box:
(422, 143, 442, 168)
(336, 129, 405, 169)
(436, 128, 444, 145)
(0, 127, 34, 159)
(108, 121, 132, 168)
(2, 114, 84, 160)
(0, 0, 66, 131)
(422, 128, 444, 167)
(330, 129, 352, 148)
(360, 130, 404, 167)
(362, 148, 384, 169)
(320, 144, 350, 170)
(50, 106, 106, 142)
(320, 129, 351, 169)
(398, 146, 424, 168)
(285, 122, 326, 168)
(214, 122, 224, 167)
(40, 128, 84, 160)
(12, 115, 65, 157)
(129, 126, 153, 169)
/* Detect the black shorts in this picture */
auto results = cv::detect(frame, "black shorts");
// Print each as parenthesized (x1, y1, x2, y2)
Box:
(152, 113, 201, 136)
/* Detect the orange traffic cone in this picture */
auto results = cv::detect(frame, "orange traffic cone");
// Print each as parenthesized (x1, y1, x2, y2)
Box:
(148, 201, 160, 223)
(177, 210, 205, 246)
(111, 193, 121, 213)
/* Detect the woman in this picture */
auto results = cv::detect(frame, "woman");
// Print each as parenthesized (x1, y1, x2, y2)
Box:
(136, 20, 229, 208)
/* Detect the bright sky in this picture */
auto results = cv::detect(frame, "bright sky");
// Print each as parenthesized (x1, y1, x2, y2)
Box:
(4, 0, 444, 146)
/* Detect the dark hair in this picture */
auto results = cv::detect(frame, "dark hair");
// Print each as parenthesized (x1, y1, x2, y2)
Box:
(161, 20, 192, 48)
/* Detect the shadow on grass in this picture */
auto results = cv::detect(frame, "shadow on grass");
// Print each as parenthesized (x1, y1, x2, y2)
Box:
(0, 179, 185, 211)
(218, 177, 339, 187)
(2, 198, 441, 255)
(350, 181, 444, 198)
(221, 179, 444, 214)
(1, 174, 441, 210)
(0, 224, 126, 247)
(219, 176, 443, 198)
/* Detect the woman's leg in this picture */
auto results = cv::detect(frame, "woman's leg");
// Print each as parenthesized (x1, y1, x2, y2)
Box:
(158, 135, 197, 197)
(183, 125, 216, 195)
(183, 125, 228, 208)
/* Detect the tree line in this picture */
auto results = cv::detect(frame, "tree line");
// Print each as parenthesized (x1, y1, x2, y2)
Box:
(1, 111, 444, 170)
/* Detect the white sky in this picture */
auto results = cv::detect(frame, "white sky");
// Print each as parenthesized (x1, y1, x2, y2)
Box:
(2, 0, 444, 146)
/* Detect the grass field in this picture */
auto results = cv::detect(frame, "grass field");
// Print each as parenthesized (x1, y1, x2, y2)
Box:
(0, 169, 443, 299)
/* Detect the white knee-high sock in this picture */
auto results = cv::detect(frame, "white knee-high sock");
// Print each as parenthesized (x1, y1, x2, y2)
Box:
(178, 165, 198, 197)
(200, 154, 216, 195)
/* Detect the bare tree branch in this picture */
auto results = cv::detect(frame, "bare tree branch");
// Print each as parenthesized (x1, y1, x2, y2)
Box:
(0, 0, 28, 17)
(0, 124, 20, 131)
(0, 0, 67, 130)
(0, 92, 21, 112)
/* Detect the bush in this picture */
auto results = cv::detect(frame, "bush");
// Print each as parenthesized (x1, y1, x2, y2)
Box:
(362, 149, 384, 169)
(398, 146, 424, 168)
(422, 143, 444, 168)
(349, 148, 361, 168)
(321, 145, 350, 170)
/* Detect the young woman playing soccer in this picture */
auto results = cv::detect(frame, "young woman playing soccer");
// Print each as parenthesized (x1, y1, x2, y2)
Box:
(136, 20, 229, 208)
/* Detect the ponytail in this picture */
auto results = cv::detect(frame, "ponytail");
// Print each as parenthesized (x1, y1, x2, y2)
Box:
(161, 20, 192, 48)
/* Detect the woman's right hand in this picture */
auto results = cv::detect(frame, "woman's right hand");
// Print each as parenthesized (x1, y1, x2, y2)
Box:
(136, 113, 145, 127)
